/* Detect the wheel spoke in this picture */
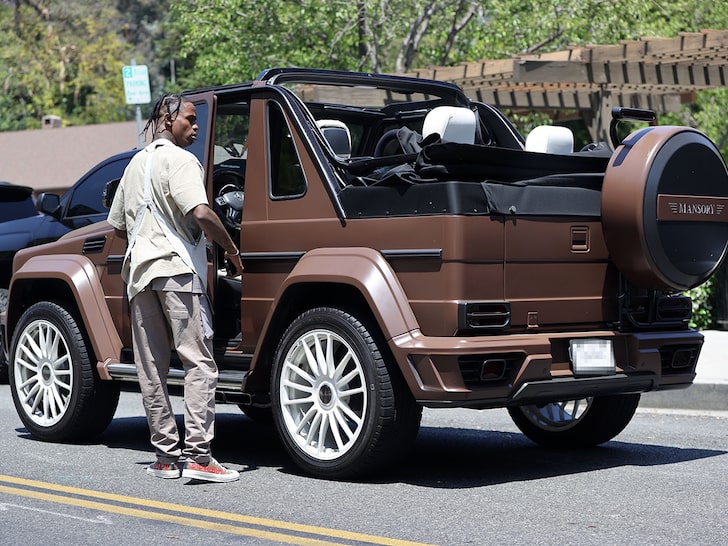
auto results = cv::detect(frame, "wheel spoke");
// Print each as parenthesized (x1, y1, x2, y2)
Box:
(332, 406, 355, 439)
(285, 360, 315, 385)
(19, 376, 37, 390)
(50, 383, 66, 411)
(294, 406, 317, 435)
(52, 353, 70, 369)
(17, 357, 37, 373)
(282, 377, 314, 395)
(305, 411, 323, 446)
(313, 333, 329, 377)
(328, 412, 346, 450)
(302, 336, 321, 376)
(24, 383, 41, 407)
(336, 399, 363, 426)
(42, 389, 51, 421)
(325, 333, 341, 378)
(19, 338, 41, 365)
(317, 414, 331, 454)
(336, 364, 358, 386)
(337, 385, 365, 398)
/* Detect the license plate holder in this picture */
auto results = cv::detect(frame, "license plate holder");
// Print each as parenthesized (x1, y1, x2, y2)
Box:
(569, 339, 616, 376)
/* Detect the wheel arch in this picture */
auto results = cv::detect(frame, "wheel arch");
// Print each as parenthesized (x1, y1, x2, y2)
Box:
(243, 247, 420, 393)
(8, 254, 123, 379)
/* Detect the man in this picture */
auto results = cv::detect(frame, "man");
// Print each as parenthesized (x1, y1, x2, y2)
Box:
(108, 94, 243, 482)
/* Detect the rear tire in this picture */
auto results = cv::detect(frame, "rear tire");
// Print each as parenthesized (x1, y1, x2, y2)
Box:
(9, 301, 119, 442)
(271, 307, 421, 479)
(508, 394, 640, 448)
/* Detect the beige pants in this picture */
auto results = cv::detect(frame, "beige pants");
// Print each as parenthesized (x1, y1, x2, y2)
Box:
(131, 283, 217, 465)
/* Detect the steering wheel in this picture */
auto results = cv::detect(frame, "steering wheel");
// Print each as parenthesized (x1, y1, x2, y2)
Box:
(213, 171, 244, 230)
(373, 129, 404, 156)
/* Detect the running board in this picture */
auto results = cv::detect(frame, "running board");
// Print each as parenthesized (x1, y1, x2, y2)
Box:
(106, 363, 252, 405)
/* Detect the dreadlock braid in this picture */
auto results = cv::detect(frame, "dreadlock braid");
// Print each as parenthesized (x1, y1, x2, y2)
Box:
(143, 93, 189, 139)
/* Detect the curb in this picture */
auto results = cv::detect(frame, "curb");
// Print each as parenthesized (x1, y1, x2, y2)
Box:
(640, 382, 728, 412)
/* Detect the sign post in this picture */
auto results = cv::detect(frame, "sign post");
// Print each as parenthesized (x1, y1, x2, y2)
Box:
(122, 62, 151, 148)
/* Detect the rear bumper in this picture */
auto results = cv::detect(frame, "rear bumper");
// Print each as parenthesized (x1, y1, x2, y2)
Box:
(389, 328, 702, 409)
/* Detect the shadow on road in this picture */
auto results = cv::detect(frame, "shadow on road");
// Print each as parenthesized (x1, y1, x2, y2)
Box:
(13, 411, 726, 489)
(372, 425, 727, 488)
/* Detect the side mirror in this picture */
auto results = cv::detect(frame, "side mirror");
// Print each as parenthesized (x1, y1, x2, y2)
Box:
(103, 179, 121, 208)
(36, 192, 61, 217)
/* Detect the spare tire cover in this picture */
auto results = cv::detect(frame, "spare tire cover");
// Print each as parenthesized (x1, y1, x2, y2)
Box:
(602, 126, 728, 291)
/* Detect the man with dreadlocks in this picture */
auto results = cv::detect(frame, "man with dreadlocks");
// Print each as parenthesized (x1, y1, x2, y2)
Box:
(108, 94, 243, 482)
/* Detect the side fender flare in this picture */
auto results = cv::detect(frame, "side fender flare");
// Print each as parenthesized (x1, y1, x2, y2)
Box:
(248, 247, 420, 377)
(9, 254, 123, 379)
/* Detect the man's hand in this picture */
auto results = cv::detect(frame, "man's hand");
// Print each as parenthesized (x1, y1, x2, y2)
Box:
(190, 203, 243, 277)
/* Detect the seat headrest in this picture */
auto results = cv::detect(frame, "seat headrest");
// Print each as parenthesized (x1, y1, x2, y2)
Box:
(422, 106, 476, 144)
(525, 125, 574, 154)
(316, 119, 351, 159)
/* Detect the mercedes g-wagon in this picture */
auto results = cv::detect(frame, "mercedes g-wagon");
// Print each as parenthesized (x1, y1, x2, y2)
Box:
(3, 68, 727, 478)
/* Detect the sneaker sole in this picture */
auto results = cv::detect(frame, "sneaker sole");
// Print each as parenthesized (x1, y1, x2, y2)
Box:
(181, 469, 240, 483)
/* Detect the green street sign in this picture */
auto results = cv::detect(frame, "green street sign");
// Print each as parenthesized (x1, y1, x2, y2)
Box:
(122, 65, 151, 105)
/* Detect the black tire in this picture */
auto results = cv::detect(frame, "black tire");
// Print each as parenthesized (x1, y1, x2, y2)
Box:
(0, 288, 8, 383)
(9, 301, 120, 442)
(508, 394, 640, 448)
(271, 307, 421, 479)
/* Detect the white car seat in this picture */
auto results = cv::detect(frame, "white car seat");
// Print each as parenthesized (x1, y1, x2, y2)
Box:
(525, 125, 574, 154)
(422, 106, 477, 144)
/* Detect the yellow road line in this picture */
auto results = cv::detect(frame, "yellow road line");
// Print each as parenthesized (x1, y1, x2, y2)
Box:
(0, 475, 433, 546)
(0, 484, 340, 545)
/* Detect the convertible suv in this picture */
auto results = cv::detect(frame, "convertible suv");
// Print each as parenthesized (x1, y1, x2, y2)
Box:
(3, 69, 727, 478)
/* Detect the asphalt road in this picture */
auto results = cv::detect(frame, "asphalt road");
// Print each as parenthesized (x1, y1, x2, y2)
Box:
(0, 385, 726, 545)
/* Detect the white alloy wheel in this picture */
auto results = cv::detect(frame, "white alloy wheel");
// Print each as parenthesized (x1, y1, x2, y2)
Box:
(278, 328, 367, 461)
(10, 301, 119, 441)
(14, 318, 74, 427)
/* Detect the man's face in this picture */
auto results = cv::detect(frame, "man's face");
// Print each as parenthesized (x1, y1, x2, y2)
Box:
(169, 101, 198, 148)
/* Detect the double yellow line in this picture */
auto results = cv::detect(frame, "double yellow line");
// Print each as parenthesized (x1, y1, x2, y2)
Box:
(0, 474, 432, 546)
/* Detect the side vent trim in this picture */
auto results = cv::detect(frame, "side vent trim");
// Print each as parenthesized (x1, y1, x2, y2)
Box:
(82, 236, 107, 255)
(458, 301, 511, 331)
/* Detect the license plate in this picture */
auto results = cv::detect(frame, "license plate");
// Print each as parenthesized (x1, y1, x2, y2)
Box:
(569, 339, 616, 376)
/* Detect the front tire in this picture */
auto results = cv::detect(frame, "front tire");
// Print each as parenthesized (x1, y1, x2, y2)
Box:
(508, 394, 640, 448)
(9, 301, 119, 442)
(271, 307, 421, 479)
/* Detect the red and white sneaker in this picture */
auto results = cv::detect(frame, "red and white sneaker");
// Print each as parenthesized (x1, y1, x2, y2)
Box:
(146, 461, 181, 479)
(182, 458, 240, 483)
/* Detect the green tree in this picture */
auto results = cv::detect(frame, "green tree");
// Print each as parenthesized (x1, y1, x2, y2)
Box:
(0, 0, 136, 130)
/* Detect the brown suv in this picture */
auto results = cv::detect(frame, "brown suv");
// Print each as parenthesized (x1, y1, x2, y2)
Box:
(3, 69, 728, 478)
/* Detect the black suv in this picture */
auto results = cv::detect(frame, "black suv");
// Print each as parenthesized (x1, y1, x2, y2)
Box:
(0, 150, 134, 380)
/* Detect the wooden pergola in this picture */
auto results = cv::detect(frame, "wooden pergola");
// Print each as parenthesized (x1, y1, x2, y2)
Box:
(406, 29, 728, 143)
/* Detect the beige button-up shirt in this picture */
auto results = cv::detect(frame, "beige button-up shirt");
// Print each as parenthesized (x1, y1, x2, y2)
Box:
(107, 139, 208, 300)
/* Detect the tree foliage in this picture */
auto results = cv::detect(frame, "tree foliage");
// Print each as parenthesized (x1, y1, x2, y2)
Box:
(0, 0, 142, 130)
(1, 0, 727, 143)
